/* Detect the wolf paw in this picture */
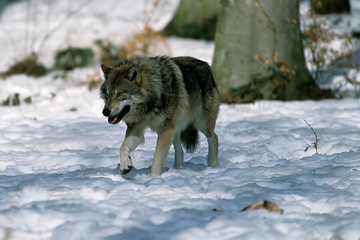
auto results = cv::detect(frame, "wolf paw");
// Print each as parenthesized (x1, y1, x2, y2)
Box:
(120, 165, 133, 174)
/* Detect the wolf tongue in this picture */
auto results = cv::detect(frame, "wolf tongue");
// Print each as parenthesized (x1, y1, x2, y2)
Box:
(107, 105, 131, 125)
(108, 116, 117, 124)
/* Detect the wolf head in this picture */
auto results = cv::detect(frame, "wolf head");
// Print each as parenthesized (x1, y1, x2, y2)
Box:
(100, 63, 143, 124)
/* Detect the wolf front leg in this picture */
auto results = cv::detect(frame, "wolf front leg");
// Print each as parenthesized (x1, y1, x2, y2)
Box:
(150, 128, 175, 177)
(120, 123, 145, 174)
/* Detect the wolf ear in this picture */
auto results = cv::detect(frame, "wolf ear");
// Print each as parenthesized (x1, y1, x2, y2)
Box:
(101, 64, 112, 76)
(128, 67, 141, 85)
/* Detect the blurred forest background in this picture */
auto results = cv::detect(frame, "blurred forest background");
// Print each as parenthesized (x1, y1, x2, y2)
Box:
(1, 0, 359, 105)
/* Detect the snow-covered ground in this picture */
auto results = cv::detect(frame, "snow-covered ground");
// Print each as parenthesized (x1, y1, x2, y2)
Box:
(1, 0, 360, 239)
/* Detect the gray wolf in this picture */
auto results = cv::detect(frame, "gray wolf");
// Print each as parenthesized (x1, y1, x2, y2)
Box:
(100, 56, 219, 177)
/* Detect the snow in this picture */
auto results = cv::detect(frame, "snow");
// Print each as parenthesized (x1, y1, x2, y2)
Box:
(1, 0, 360, 240)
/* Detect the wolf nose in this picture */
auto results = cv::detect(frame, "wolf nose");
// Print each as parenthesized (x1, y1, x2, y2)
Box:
(102, 108, 111, 117)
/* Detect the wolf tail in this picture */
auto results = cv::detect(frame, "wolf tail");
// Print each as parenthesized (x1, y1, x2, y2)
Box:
(180, 123, 199, 153)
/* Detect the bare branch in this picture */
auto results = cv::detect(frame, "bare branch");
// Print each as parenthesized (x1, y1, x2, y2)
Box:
(36, 0, 93, 56)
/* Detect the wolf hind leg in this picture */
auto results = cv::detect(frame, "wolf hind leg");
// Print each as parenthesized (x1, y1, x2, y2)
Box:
(206, 132, 219, 167)
(198, 118, 219, 168)
(173, 133, 184, 169)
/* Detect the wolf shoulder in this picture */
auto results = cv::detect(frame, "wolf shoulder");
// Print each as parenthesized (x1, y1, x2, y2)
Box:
(169, 56, 218, 103)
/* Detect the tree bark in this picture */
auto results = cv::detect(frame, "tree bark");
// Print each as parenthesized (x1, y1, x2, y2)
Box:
(212, 0, 331, 103)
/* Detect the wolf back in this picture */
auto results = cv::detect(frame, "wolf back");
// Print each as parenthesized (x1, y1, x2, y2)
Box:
(100, 56, 220, 177)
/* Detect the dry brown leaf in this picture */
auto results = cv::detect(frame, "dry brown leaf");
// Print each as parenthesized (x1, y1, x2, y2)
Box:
(240, 200, 284, 214)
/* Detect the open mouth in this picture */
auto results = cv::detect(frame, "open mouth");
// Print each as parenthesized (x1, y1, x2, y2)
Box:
(108, 105, 131, 124)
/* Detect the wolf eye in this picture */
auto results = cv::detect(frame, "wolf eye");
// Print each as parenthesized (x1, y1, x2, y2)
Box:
(117, 92, 125, 98)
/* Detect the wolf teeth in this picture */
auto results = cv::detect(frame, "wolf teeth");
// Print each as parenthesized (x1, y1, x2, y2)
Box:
(107, 105, 131, 125)
(108, 116, 117, 124)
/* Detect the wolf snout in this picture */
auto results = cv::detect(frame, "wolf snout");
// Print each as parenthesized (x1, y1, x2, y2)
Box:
(102, 108, 111, 117)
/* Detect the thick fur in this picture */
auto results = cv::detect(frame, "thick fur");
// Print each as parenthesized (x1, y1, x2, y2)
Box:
(100, 56, 220, 177)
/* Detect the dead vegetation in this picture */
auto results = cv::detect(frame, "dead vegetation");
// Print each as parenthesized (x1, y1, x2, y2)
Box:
(96, 0, 170, 66)
(5, 54, 47, 77)
(303, 1, 360, 97)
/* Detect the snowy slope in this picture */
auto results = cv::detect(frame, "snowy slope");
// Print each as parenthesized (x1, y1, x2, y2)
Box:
(1, 93, 360, 240)
(1, 0, 360, 240)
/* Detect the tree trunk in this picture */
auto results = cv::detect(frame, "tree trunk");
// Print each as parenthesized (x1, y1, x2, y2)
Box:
(163, 0, 220, 40)
(212, 0, 331, 103)
(311, 0, 350, 14)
